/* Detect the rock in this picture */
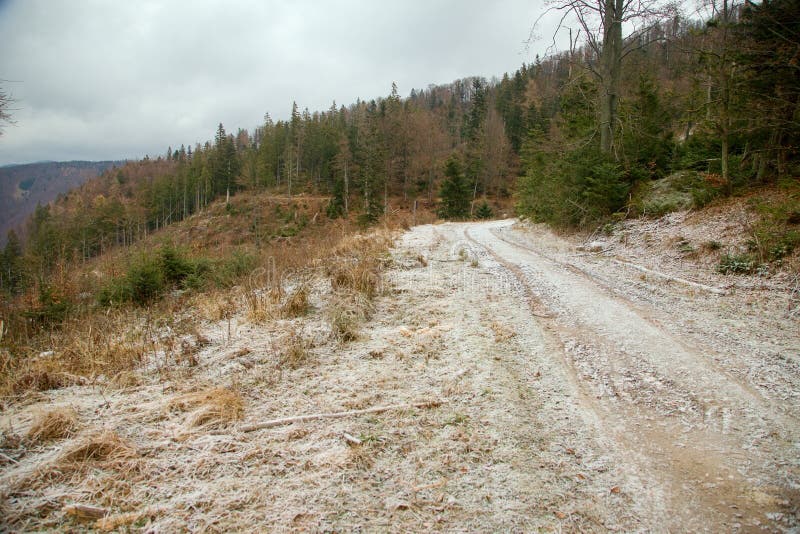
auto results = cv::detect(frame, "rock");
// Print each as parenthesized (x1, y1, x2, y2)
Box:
(577, 241, 607, 252)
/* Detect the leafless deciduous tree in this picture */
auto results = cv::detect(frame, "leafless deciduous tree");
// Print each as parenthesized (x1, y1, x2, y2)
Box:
(0, 84, 14, 136)
(533, 0, 678, 156)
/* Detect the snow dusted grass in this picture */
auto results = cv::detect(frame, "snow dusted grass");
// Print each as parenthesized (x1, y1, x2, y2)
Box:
(25, 407, 80, 444)
(0, 227, 409, 531)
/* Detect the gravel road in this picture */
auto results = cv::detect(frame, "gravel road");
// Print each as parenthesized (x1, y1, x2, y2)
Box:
(432, 219, 800, 532)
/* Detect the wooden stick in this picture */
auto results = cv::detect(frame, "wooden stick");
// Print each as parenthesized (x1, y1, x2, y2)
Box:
(240, 400, 445, 433)
(610, 259, 726, 295)
(0, 451, 19, 464)
(342, 432, 363, 446)
(63, 503, 109, 520)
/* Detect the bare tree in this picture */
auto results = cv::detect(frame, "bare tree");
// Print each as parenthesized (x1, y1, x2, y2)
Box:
(0, 83, 15, 136)
(533, 0, 678, 156)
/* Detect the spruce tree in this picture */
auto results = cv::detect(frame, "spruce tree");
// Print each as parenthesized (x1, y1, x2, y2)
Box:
(438, 157, 471, 219)
(475, 200, 493, 219)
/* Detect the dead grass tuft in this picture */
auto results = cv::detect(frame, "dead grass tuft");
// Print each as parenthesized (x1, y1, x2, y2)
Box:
(244, 288, 277, 323)
(323, 230, 393, 342)
(490, 321, 517, 343)
(26, 406, 79, 443)
(168, 387, 244, 429)
(196, 291, 237, 321)
(330, 260, 381, 298)
(11, 368, 74, 394)
(347, 443, 375, 470)
(245, 283, 310, 323)
(327, 229, 394, 299)
(1, 310, 153, 398)
(95, 507, 164, 531)
(278, 331, 312, 369)
(59, 430, 138, 465)
(0, 429, 22, 450)
(107, 370, 142, 389)
(281, 285, 310, 317)
(331, 230, 394, 259)
(326, 291, 374, 342)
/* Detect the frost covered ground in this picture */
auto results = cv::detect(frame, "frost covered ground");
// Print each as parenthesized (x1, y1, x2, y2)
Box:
(1, 218, 798, 532)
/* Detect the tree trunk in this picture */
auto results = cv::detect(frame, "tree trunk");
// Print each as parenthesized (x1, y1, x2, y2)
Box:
(344, 162, 349, 215)
(599, 0, 623, 156)
(720, 0, 731, 192)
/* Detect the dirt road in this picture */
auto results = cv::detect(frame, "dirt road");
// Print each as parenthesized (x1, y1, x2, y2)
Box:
(423, 219, 799, 531)
(2, 219, 798, 532)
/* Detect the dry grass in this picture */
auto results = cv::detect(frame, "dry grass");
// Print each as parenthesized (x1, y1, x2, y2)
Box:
(323, 230, 393, 342)
(244, 288, 277, 323)
(58, 430, 138, 465)
(168, 386, 245, 429)
(26, 406, 79, 443)
(327, 231, 394, 300)
(0, 310, 152, 398)
(490, 321, 517, 343)
(331, 230, 395, 259)
(281, 285, 310, 317)
(196, 291, 238, 322)
(278, 331, 312, 369)
(9, 367, 76, 394)
(329, 260, 381, 298)
(245, 283, 309, 323)
(326, 290, 374, 342)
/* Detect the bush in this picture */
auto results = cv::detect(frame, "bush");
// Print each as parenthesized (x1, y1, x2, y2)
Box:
(718, 253, 756, 274)
(213, 250, 256, 287)
(99, 254, 164, 306)
(750, 191, 800, 262)
(630, 171, 728, 217)
(161, 246, 196, 285)
(22, 285, 71, 325)
(98, 246, 213, 306)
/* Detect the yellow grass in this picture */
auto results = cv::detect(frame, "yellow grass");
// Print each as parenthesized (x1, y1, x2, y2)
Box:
(278, 331, 312, 369)
(167, 387, 244, 429)
(58, 430, 138, 465)
(26, 406, 79, 443)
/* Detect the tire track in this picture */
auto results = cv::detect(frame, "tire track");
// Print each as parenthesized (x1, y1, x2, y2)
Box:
(462, 221, 794, 532)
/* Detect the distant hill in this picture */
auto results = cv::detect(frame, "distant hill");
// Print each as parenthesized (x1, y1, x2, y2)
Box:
(0, 160, 122, 246)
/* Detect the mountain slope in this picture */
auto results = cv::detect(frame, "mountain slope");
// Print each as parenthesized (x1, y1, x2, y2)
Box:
(0, 160, 121, 244)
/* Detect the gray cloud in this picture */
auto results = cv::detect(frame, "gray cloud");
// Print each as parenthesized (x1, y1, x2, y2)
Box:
(0, 0, 563, 165)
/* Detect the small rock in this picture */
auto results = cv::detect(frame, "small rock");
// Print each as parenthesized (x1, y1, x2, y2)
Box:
(577, 241, 606, 252)
(384, 497, 410, 512)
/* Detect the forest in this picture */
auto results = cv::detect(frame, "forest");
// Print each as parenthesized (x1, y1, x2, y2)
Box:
(0, 0, 798, 297)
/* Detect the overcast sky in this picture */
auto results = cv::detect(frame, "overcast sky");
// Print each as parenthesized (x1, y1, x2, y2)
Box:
(0, 1, 567, 166)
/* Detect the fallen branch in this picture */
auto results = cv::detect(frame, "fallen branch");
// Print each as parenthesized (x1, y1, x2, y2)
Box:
(63, 503, 109, 520)
(611, 258, 726, 295)
(240, 400, 445, 433)
(0, 451, 19, 464)
(342, 432, 363, 446)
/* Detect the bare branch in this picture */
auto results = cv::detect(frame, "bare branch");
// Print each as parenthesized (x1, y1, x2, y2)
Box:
(0, 82, 17, 136)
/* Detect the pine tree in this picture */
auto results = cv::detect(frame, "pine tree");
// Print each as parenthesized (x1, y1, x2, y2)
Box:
(212, 123, 240, 202)
(465, 78, 488, 215)
(474, 201, 494, 219)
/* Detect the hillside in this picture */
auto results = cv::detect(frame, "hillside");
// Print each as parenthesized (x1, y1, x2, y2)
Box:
(0, 191, 797, 531)
(1, 0, 799, 530)
(0, 161, 121, 245)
